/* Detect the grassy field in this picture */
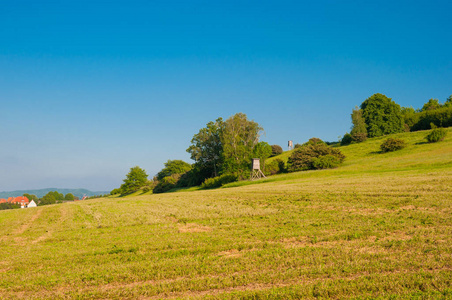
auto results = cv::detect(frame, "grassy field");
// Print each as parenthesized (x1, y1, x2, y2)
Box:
(1, 129, 451, 299)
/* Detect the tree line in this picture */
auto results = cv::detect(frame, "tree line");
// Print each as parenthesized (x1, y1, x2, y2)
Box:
(341, 93, 452, 145)
(112, 92, 451, 196)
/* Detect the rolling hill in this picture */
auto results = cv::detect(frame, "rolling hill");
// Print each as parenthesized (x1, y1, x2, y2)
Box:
(0, 128, 451, 299)
(0, 188, 109, 199)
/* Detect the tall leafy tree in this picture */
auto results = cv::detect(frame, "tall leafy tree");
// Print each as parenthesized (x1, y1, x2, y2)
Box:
(221, 113, 263, 175)
(186, 118, 224, 178)
(421, 99, 441, 111)
(252, 141, 272, 170)
(157, 160, 192, 180)
(120, 166, 148, 194)
(360, 93, 404, 137)
(350, 106, 367, 142)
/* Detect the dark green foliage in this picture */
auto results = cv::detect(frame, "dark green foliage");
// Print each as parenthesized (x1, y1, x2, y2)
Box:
(287, 143, 345, 172)
(64, 193, 75, 201)
(264, 158, 286, 176)
(201, 174, 237, 189)
(311, 155, 343, 169)
(350, 107, 368, 142)
(120, 166, 148, 194)
(341, 133, 352, 146)
(421, 99, 441, 111)
(110, 188, 122, 195)
(361, 93, 404, 137)
(426, 127, 447, 143)
(294, 143, 302, 149)
(186, 118, 224, 178)
(401, 106, 419, 130)
(253, 141, 272, 171)
(153, 174, 181, 194)
(222, 113, 263, 175)
(411, 106, 452, 131)
(156, 160, 192, 181)
(40, 191, 64, 205)
(270, 145, 283, 157)
(380, 138, 407, 153)
(0, 203, 21, 210)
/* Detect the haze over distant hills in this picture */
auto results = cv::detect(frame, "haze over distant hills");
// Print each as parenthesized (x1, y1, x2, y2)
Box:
(0, 188, 110, 199)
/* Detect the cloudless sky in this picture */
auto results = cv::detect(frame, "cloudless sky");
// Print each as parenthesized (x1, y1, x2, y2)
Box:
(1, 0, 451, 192)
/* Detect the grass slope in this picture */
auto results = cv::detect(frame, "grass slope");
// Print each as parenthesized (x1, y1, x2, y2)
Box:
(1, 129, 451, 299)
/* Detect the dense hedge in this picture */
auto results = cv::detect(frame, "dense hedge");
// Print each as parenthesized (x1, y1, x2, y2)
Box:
(201, 174, 237, 189)
(287, 143, 345, 172)
(411, 106, 452, 131)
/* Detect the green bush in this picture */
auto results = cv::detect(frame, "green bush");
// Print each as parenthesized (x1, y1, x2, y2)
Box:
(201, 174, 238, 189)
(426, 127, 447, 143)
(287, 143, 345, 172)
(294, 143, 302, 149)
(153, 174, 181, 193)
(341, 133, 352, 146)
(264, 158, 286, 176)
(380, 138, 406, 153)
(311, 155, 343, 169)
(270, 145, 283, 157)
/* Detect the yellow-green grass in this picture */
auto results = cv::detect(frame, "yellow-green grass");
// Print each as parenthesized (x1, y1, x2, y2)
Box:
(1, 129, 451, 299)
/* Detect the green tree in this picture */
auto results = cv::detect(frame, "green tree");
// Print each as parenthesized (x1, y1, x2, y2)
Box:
(40, 192, 57, 205)
(422, 99, 441, 111)
(252, 141, 272, 171)
(157, 160, 192, 181)
(221, 113, 263, 175)
(350, 107, 367, 142)
(186, 118, 224, 178)
(23, 193, 38, 202)
(401, 106, 419, 130)
(360, 93, 404, 137)
(64, 193, 75, 201)
(120, 166, 148, 194)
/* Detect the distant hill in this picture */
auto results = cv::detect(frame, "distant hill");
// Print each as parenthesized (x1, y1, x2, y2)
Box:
(0, 188, 110, 199)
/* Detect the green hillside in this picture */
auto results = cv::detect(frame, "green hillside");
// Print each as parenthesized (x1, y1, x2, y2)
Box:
(0, 129, 451, 299)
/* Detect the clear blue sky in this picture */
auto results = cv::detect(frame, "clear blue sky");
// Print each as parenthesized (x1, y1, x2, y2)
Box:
(1, 0, 451, 192)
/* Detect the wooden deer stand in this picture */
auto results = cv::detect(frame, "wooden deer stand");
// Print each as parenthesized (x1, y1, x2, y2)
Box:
(250, 158, 266, 181)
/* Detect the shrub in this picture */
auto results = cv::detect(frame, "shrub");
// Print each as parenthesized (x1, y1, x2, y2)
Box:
(270, 145, 283, 157)
(426, 127, 447, 143)
(153, 174, 181, 193)
(294, 143, 302, 149)
(264, 158, 286, 176)
(312, 155, 343, 169)
(287, 143, 345, 172)
(351, 132, 368, 142)
(380, 138, 406, 153)
(201, 174, 237, 189)
(341, 133, 352, 146)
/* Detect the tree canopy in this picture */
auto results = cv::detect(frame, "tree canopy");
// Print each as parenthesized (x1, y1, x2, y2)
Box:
(120, 166, 148, 194)
(360, 93, 404, 137)
(156, 160, 192, 180)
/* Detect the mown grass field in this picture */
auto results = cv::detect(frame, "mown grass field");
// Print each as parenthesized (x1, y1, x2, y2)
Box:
(1, 129, 451, 299)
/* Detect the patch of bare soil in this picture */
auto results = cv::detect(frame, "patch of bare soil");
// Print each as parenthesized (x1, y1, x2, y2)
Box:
(177, 223, 212, 233)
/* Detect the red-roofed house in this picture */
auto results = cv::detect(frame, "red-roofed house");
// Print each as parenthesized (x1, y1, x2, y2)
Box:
(0, 199, 6, 203)
(8, 196, 30, 208)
